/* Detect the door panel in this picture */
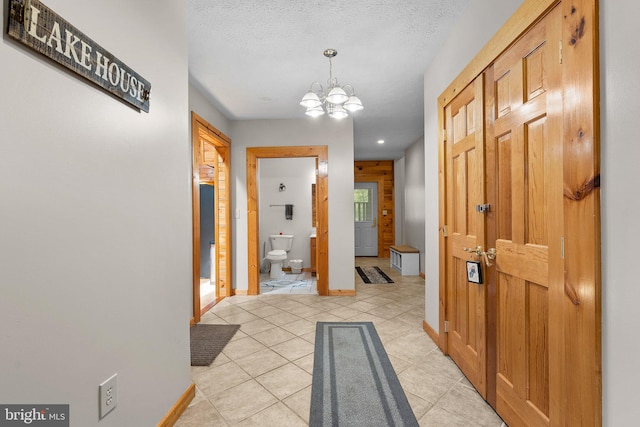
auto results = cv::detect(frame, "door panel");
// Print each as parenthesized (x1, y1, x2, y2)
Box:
(354, 182, 378, 256)
(445, 75, 487, 397)
(488, 6, 562, 426)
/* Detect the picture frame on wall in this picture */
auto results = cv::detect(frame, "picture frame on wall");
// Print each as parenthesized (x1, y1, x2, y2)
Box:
(466, 261, 482, 284)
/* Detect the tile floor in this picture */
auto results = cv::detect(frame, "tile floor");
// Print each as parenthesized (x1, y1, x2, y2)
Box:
(176, 257, 504, 426)
(259, 271, 317, 295)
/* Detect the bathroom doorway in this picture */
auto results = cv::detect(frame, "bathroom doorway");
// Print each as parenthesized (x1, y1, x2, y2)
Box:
(191, 112, 232, 325)
(258, 158, 317, 295)
(246, 146, 329, 295)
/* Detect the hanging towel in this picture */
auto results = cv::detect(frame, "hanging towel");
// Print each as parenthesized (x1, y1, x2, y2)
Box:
(285, 204, 293, 220)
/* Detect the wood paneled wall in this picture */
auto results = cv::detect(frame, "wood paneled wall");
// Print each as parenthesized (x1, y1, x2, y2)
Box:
(354, 161, 395, 257)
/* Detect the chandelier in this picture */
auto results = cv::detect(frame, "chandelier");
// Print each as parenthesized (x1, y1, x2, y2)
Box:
(299, 49, 364, 119)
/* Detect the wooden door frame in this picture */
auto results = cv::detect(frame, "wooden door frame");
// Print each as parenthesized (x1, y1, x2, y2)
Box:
(437, 0, 600, 422)
(191, 112, 232, 325)
(247, 146, 329, 296)
(355, 176, 385, 257)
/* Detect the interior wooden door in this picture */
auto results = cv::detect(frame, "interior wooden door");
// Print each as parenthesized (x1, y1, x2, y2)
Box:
(486, 6, 563, 426)
(444, 75, 487, 398)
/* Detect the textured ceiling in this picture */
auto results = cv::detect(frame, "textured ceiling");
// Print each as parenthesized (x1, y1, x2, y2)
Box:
(188, 0, 470, 160)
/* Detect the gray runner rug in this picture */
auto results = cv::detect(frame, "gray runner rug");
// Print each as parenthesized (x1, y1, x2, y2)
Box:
(355, 266, 394, 284)
(310, 322, 418, 427)
(190, 324, 240, 366)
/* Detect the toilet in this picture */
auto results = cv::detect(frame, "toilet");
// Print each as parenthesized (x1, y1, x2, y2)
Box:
(266, 234, 294, 279)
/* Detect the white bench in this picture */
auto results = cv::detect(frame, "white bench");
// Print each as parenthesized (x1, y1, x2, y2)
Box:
(389, 245, 420, 276)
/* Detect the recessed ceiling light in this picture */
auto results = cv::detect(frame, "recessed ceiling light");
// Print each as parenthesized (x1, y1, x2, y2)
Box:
(377, 140, 385, 144)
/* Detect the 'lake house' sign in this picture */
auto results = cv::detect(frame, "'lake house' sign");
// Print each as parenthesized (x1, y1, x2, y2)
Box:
(7, 0, 151, 112)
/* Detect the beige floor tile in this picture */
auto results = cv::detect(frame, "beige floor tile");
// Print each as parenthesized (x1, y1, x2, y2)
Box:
(284, 305, 322, 318)
(346, 300, 380, 312)
(252, 326, 297, 347)
(236, 402, 307, 427)
(240, 318, 277, 336)
(218, 310, 260, 324)
(366, 304, 408, 319)
(282, 385, 312, 422)
(174, 400, 229, 427)
(264, 311, 303, 326)
(397, 363, 461, 405)
(256, 363, 312, 400)
(193, 362, 251, 397)
(304, 313, 345, 323)
(271, 337, 315, 361)
(299, 330, 317, 344)
(419, 406, 488, 427)
(210, 379, 278, 424)
(327, 306, 364, 319)
(387, 353, 413, 375)
(221, 336, 267, 360)
(433, 383, 504, 426)
(234, 347, 288, 377)
(405, 391, 433, 421)
(384, 334, 439, 364)
(280, 318, 316, 336)
(346, 312, 389, 324)
(292, 352, 315, 374)
(250, 305, 286, 318)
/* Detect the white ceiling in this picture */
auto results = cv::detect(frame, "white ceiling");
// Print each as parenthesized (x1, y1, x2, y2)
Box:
(188, 0, 470, 160)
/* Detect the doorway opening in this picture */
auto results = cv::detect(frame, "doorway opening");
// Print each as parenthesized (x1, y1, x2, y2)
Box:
(191, 112, 232, 325)
(247, 146, 329, 296)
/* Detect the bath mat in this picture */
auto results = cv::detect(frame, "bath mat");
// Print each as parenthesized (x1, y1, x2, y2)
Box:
(190, 324, 240, 366)
(355, 266, 394, 284)
(310, 322, 418, 426)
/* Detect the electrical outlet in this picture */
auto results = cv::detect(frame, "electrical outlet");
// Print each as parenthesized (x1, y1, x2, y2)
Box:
(99, 373, 117, 419)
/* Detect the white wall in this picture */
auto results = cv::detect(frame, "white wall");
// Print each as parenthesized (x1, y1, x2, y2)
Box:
(0, 0, 191, 425)
(394, 157, 405, 246)
(424, 0, 640, 423)
(230, 117, 355, 292)
(189, 81, 231, 136)
(259, 158, 316, 268)
(423, 0, 523, 330)
(402, 137, 426, 273)
(601, 2, 640, 424)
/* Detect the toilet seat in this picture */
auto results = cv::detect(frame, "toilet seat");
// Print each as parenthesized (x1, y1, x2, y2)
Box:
(266, 249, 287, 261)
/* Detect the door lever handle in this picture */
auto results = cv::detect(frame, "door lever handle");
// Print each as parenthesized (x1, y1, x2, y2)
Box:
(463, 246, 497, 267)
(463, 246, 483, 256)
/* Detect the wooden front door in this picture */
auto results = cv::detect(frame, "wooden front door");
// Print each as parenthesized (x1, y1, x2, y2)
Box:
(444, 75, 487, 397)
(486, 6, 563, 425)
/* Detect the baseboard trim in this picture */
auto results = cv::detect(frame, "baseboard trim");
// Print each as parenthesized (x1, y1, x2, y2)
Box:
(423, 320, 439, 344)
(157, 383, 195, 427)
(419, 271, 426, 280)
(328, 289, 357, 296)
(234, 289, 248, 295)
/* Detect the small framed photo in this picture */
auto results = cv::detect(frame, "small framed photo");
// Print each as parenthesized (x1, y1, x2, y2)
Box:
(466, 261, 482, 284)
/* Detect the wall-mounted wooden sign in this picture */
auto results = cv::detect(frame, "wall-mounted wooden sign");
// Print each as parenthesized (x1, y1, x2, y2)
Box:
(7, 0, 151, 112)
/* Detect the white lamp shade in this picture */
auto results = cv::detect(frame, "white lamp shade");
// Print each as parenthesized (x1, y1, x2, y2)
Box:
(328, 104, 348, 119)
(305, 105, 325, 117)
(300, 91, 322, 108)
(344, 95, 363, 112)
(326, 86, 348, 104)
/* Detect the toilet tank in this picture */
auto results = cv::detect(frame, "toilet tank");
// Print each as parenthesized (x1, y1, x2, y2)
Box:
(269, 234, 293, 251)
